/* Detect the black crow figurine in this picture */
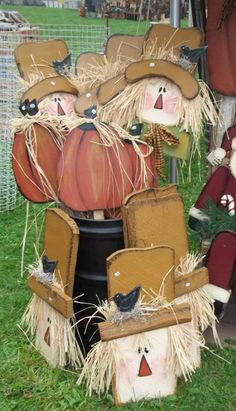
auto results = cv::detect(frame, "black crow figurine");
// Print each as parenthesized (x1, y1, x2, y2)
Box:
(180, 45, 207, 64)
(52, 54, 72, 75)
(42, 255, 58, 274)
(113, 285, 141, 312)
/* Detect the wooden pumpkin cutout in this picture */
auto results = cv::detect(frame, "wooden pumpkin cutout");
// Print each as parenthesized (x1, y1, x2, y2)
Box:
(107, 246, 175, 302)
(12, 123, 60, 203)
(28, 208, 79, 317)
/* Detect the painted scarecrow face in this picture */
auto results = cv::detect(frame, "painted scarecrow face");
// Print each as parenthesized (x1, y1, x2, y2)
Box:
(114, 328, 176, 403)
(35, 308, 60, 367)
(137, 78, 182, 126)
(38, 92, 77, 116)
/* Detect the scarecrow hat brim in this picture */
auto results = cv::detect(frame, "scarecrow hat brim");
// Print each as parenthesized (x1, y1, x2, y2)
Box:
(21, 76, 78, 104)
(75, 86, 99, 116)
(97, 74, 127, 106)
(97, 59, 200, 105)
(125, 59, 200, 99)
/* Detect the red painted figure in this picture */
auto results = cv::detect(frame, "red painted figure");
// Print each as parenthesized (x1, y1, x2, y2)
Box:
(189, 125, 236, 303)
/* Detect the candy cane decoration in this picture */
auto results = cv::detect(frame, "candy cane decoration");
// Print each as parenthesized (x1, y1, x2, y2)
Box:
(220, 194, 235, 216)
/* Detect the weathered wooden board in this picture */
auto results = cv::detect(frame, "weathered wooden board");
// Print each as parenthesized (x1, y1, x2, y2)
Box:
(99, 302, 191, 341)
(107, 245, 175, 302)
(175, 267, 209, 297)
(28, 276, 73, 318)
(43, 208, 79, 297)
(122, 184, 177, 207)
(122, 192, 188, 266)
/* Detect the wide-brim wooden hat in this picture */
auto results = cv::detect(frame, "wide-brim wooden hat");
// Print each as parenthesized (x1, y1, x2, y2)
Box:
(97, 24, 202, 105)
(21, 76, 78, 104)
(14, 39, 78, 103)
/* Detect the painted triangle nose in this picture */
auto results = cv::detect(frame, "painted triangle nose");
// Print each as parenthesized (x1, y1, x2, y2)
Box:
(138, 354, 152, 377)
(154, 94, 163, 109)
(57, 102, 65, 116)
(44, 327, 50, 346)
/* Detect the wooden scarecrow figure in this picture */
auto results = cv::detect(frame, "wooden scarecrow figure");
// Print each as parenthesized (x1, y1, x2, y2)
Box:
(189, 124, 236, 307)
(56, 33, 158, 219)
(22, 208, 84, 368)
(96, 24, 217, 179)
(118, 185, 220, 362)
(77, 285, 205, 405)
(12, 39, 78, 204)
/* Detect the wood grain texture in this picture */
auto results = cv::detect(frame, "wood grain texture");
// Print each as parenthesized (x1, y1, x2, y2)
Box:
(122, 185, 177, 207)
(28, 276, 73, 318)
(122, 192, 188, 265)
(107, 245, 175, 302)
(43, 208, 79, 298)
(175, 267, 209, 297)
(98, 302, 191, 341)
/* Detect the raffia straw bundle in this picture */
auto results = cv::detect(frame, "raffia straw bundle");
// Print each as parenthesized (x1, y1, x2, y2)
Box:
(70, 57, 127, 94)
(22, 294, 84, 369)
(98, 77, 218, 147)
(21, 258, 84, 369)
(77, 296, 204, 397)
(11, 112, 68, 202)
(174, 253, 221, 346)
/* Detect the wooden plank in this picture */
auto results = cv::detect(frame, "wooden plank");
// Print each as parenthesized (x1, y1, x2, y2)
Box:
(175, 267, 209, 297)
(98, 303, 191, 341)
(43, 208, 79, 298)
(107, 245, 175, 302)
(122, 184, 177, 206)
(122, 193, 188, 265)
(28, 276, 74, 319)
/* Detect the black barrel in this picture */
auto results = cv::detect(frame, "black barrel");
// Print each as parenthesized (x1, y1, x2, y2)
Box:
(73, 217, 124, 355)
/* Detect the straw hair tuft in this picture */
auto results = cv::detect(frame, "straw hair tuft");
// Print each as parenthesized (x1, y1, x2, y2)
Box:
(174, 252, 221, 346)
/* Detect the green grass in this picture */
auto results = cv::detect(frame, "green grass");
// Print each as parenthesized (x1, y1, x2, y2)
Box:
(1, 6, 236, 411)
(0, 5, 149, 35)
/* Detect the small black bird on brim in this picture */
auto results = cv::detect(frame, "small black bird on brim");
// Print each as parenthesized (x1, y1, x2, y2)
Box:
(180, 45, 208, 63)
(113, 285, 141, 312)
(42, 255, 58, 274)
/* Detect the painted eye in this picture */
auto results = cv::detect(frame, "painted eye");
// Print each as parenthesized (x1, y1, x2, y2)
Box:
(54, 97, 57, 102)
(58, 97, 61, 102)
(144, 347, 149, 354)
(163, 87, 167, 93)
(138, 347, 141, 354)
(158, 87, 162, 93)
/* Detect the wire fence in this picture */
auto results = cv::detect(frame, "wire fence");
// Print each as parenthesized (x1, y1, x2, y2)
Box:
(0, 24, 108, 212)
